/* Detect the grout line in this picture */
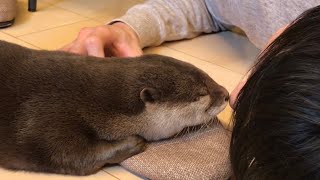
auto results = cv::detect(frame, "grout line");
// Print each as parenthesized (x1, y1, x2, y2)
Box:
(0, 31, 43, 49)
(10, 0, 139, 47)
(104, 172, 121, 180)
(16, 37, 43, 49)
(15, 19, 93, 38)
(162, 45, 246, 75)
(58, 11, 112, 24)
(51, 3, 105, 22)
(102, 169, 122, 180)
(7, 1, 93, 37)
(14, 19, 90, 37)
(50, 1, 140, 24)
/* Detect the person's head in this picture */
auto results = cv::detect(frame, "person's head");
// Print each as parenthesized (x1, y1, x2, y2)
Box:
(230, 5, 320, 180)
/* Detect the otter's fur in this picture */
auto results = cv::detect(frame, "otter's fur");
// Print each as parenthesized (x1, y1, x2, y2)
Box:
(0, 40, 228, 175)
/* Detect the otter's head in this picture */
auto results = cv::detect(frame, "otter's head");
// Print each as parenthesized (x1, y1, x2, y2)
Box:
(135, 55, 229, 141)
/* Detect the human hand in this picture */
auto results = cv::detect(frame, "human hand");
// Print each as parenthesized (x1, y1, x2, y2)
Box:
(61, 23, 143, 58)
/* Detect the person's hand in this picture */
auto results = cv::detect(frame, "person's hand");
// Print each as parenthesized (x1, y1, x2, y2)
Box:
(61, 23, 143, 58)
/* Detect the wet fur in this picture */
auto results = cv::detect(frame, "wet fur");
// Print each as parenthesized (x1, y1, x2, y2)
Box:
(0, 40, 228, 175)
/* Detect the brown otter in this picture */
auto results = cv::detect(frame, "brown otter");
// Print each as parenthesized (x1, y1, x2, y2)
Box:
(0, 40, 229, 176)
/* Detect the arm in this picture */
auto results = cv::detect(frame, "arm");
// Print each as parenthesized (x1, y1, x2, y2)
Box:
(61, 0, 224, 57)
(111, 0, 222, 48)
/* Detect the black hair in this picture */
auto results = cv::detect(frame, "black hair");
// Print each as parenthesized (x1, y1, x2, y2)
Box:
(230, 5, 320, 180)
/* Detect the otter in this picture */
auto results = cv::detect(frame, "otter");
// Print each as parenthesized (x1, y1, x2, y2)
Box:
(0, 40, 229, 175)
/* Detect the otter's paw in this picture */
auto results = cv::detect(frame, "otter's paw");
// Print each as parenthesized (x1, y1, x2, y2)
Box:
(107, 136, 146, 164)
(122, 135, 147, 155)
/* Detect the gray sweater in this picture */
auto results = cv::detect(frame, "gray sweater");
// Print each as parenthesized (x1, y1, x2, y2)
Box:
(112, 0, 319, 49)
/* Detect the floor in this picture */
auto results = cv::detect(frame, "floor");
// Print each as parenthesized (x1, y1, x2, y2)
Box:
(0, 0, 260, 179)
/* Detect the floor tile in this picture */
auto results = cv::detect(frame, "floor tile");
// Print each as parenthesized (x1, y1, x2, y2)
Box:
(42, 0, 65, 4)
(19, 20, 100, 50)
(104, 166, 144, 180)
(165, 32, 261, 74)
(218, 105, 234, 130)
(1, 0, 87, 37)
(0, 32, 38, 49)
(0, 168, 118, 180)
(55, 0, 143, 22)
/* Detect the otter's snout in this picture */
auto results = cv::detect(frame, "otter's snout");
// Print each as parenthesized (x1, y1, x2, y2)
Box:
(220, 87, 229, 102)
(205, 85, 229, 114)
(212, 86, 229, 103)
(206, 78, 229, 103)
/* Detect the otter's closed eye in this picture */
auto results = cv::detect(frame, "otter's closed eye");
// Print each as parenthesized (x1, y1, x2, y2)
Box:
(198, 88, 208, 96)
(193, 89, 208, 101)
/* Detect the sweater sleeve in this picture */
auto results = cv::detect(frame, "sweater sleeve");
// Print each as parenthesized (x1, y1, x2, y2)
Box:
(110, 0, 226, 48)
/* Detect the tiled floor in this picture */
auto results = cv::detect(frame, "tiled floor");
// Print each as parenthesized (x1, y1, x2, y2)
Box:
(0, 0, 260, 179)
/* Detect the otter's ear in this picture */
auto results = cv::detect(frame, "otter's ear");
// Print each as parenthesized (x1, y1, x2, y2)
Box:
(140, 88, 160, 103)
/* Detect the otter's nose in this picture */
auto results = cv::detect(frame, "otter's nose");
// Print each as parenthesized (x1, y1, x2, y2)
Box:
(220, 87, 229, 102)
(224, 94, 229, 101)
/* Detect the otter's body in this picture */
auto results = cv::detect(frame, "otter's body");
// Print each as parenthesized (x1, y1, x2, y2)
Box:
(0, 40, 228, 175)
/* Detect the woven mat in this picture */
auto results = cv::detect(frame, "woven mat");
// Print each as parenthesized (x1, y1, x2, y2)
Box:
(121, 122, 232, 180)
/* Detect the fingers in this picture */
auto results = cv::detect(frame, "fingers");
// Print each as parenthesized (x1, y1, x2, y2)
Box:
(59, 28, 93, 56)
(113, 43, 143, 57)
(60, 41, 88, 56)
(59, 27, 106, 57)
(120, 42, 143, 57)
(85, 36, 106, 58)
(59, 24, 142, 58)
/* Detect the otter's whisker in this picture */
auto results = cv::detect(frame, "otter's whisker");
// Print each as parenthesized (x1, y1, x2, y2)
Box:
(174, 127, 184, 138)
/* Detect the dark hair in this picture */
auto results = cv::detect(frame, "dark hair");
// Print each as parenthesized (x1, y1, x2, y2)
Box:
(230, 6, 320, 180)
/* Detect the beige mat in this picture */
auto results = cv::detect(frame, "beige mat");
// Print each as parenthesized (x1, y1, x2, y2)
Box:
(121, 122, 232, 180)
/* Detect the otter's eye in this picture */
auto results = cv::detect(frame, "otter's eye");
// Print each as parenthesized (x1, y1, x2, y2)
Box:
(193, 96, 201, 102)
(193, 88, 208, 101)
(198, 88, 208, 96)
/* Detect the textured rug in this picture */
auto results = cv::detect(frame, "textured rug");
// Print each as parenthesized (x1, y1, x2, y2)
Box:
(121, 121, 232, 180)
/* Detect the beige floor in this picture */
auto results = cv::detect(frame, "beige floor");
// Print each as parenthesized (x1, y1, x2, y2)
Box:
(0, 0, 260, 179)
